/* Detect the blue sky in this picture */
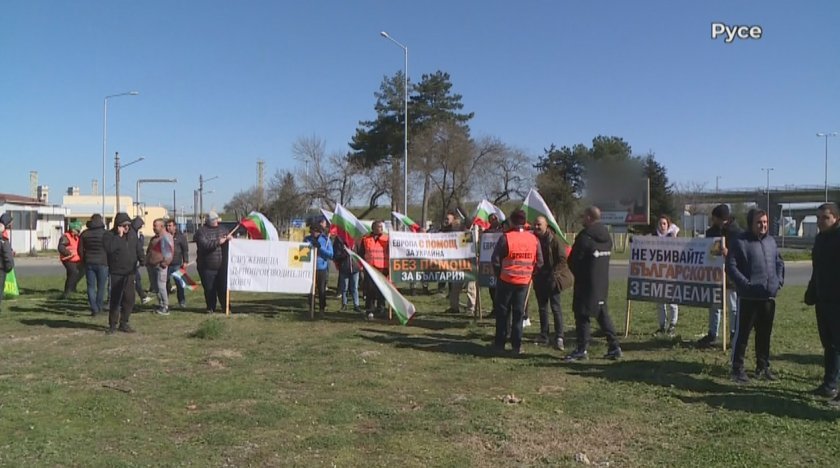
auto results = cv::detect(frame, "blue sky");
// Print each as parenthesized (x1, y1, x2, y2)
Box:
(2, 0, 838, 212)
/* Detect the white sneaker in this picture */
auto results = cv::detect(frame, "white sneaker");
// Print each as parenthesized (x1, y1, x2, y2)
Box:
(523, 317, 532, 328)
(155, 308, 170, 316)
(141, 296, 151, 304)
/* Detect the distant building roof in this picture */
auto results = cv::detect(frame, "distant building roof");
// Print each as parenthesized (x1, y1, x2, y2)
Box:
(0, 193, 44, 206)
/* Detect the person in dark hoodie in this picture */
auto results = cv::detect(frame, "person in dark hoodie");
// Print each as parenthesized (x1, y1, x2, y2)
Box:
(698, 204, 743, 347)
(131, 216, 151, 305)
(332, 233, 361, 313)
(103, 212, 145, 333)
(804, 203, 840, 402)
(565, 206, 622, 361)
(78, 214, 109, 315)
(195, 211, 232, 313)
(727, 208, 784, 383)
(0, 212, 14, 312)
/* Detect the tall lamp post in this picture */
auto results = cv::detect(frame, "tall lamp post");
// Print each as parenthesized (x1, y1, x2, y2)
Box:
(380, 31, 409, 217)
(817, 132, 838, 202)
(114, 152, 144, 213)
(761, 167, 774, 230)
(102, 91, 139, 216)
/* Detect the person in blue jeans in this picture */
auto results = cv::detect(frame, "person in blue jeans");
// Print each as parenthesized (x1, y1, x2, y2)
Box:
(77, 214, 109, 316)
(304, 224, 334, 315)
(166, 219, 190, 308)
(333, 235, 360, 313)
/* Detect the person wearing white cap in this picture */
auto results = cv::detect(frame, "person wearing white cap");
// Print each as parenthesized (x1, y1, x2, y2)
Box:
(195, 211, 232, 313)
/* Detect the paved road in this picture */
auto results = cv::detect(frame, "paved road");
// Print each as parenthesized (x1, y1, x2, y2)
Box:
(13, 244, 201, 280)
(13, 252, 813, 286)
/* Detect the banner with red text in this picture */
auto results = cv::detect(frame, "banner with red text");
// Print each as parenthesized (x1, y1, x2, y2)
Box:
(389, 231, 477, 283)
(627, 236, 725, 307)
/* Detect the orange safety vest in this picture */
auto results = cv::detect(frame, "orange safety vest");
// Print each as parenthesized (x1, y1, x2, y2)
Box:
(499, 230, 538, 285)
(61, 232, 81, 263)
(362, 234, 389, 269)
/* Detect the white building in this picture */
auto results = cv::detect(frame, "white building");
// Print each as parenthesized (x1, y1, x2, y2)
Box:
(0, 192, 70, 254)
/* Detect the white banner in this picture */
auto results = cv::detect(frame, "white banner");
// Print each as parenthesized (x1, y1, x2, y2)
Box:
(389, 231, 477, 282)
(227, 239, 315, 293)
(627, 236, 725, 307)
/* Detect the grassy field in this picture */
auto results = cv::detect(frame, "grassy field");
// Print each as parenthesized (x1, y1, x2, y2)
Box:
(1, 274, 838, 467)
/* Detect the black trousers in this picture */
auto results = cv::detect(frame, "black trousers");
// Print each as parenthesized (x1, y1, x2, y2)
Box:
(62, 261, 84, 296)
(493, 281, 528, 351)
(198, 267, 227, 312)
(108, 272, 136, 329)
(364, 269, 387, 311)
(315, 269, 328, 311)
(574, 302, 619, 351)
(731, 298, 776, 372)
(534, 281, 563, 339)
(816, 303, 840, 389)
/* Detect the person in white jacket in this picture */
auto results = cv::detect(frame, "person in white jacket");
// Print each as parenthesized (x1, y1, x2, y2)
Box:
(654, 214, 680, 337)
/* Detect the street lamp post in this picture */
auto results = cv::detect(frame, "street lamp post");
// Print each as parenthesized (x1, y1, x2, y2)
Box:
(761, 167, 774, 230)
(199, 174, 219, 222)
(817, 132, 839, 202)
(102, 91, 139, 216)
(715, 175, 722, 201)
(114, 152, 144, 213)
(380, 31, 409, 218)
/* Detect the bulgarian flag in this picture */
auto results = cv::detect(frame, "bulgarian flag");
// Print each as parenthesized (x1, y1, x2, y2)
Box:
(347, 248, 416, 325)
(320, 208, 338, 236)
(240, 211, 280, 241)
(521, 188, 570, 245)
(332, 203, 369, 248)
(471, 199, 506, 230)
(171, 267, 199, 291)
(392, 211, 420, 232)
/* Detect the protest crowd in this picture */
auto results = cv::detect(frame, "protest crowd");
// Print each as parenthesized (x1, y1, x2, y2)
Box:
(2, 195, 840, 407)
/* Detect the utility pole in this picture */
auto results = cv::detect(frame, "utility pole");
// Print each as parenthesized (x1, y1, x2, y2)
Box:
(199, 175, 220, 222)
(193, 190, 199, 229)
(115, 152, 120, 213)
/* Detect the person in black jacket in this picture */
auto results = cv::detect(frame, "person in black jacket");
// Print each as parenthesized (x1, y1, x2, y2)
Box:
(698, 204, 743, 347)
(165, 219, 190, 308)
(565, 206, 622, 361)
(195, 211, 232, 313)
(333, 234, 361, 313)
(103, 212, 145, 333)
(805, 203, 840, 402)
(78, 214, 109, 315)
(727, 208, 784, 383)
(0, 212, 14, 312)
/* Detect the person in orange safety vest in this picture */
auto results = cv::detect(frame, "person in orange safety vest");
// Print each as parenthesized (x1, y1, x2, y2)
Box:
(356, 220, 389, 320)
(58, 221, 84, 300)
(491, 210, 543, 354)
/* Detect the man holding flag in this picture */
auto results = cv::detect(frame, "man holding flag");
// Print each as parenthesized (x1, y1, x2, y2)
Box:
(357, 220, 389, 319)
(166, 219, 190, 308)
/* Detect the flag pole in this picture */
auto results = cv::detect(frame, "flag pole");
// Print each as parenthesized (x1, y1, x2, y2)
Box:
(310, 247, 317, 319)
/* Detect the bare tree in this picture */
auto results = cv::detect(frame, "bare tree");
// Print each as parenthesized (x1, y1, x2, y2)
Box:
(223, 187, 261, 220)
(292, 135, 360, 209)
(479, 145, 534, 205)
(414, 123, 504, 224)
